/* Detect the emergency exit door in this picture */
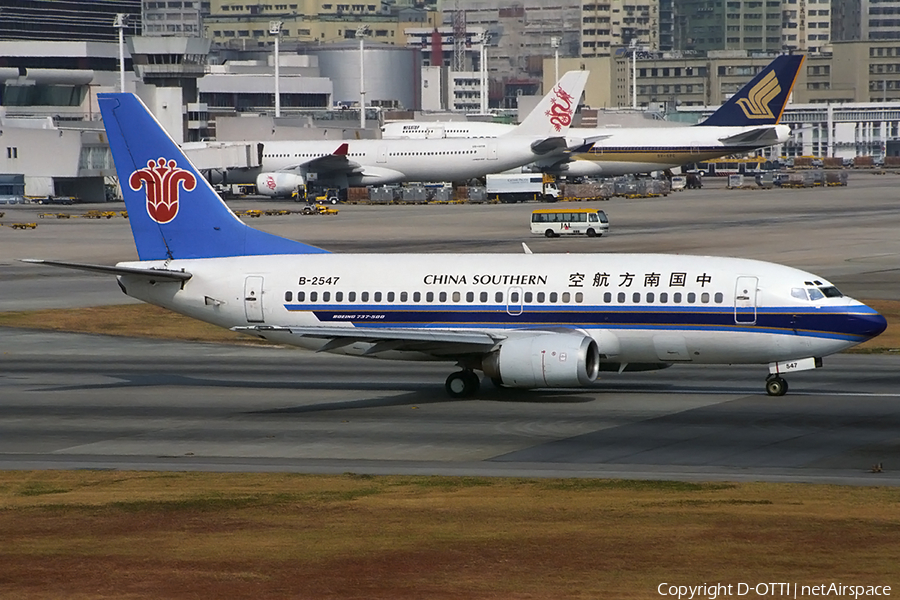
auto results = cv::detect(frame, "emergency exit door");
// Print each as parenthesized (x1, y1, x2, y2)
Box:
(244, 276, 265, 323)
(734, 276, 758, 324)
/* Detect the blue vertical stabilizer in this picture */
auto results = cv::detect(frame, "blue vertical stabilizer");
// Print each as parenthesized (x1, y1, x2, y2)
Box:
(697, 54, 804, 127)
(98, 93, 328, 260)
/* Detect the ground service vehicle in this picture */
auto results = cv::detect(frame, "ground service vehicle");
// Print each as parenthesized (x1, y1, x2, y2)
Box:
(531, 208, 609, 238)
(486, 174, 561, 203)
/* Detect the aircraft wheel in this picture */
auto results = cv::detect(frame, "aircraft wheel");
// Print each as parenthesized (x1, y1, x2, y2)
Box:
(445, 370, 480, 398)
(586, 228, 597, 237)
(765, 376, 788, 397)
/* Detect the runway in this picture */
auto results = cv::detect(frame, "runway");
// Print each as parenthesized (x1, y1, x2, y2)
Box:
(2, 328, 899, 485)
(2, 175, 900, 484)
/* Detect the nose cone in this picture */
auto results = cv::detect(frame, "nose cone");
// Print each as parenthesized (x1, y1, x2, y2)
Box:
(850, 310, 888, 340)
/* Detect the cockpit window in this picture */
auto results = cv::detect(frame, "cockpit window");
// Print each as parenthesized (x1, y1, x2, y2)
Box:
(819, 286, 843, 298)
(808, 288, 825, 301)
(791, 288, 808, 300)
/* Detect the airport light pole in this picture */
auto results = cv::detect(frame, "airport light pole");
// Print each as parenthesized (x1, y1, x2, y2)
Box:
(480, 33, 490, 114)
(357, 25, 369, 129)
(269, 21, 283, 117)
(113, 14, 127, 93)
(550, 36, 560, 84)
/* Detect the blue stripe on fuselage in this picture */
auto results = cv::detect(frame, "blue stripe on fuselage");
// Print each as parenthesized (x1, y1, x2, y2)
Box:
(282, 304, 879, 342)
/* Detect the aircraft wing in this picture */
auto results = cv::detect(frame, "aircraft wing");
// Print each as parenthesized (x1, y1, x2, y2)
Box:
(278, 143, 362, 174)
(235, 325, 505, 356)
(717, 127, 785, 146)
(21, 259, 192, 281)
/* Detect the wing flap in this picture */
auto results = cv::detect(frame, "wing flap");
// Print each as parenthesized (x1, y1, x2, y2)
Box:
(234, 325, 504, 355)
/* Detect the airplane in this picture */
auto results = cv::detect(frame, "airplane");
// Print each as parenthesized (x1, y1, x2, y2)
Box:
(381, 54, 804, 178)
(187, 70, 591, 198)
(26, 92, 886, 400)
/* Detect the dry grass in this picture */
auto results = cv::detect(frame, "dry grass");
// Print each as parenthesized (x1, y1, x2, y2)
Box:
(0, 471, 898, 599)
(1, 300, 899, 352)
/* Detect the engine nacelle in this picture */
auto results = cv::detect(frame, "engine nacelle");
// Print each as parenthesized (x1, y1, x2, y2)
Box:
(349, 166, 406, 186)
(256, 172, 306, 197)
(482, 334, 600, 389)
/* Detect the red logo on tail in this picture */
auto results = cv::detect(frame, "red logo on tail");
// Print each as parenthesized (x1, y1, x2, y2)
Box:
(545, 85, 576, 132)
(129, 158, 197, 224)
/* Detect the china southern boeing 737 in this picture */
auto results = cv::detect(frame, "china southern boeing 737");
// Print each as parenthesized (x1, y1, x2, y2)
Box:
(382, 54, 804, 178)
(27, 93, 886, 398)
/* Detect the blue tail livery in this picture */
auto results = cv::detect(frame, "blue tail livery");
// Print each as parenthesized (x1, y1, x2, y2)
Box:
(98, 93, 327, 260)
(698, 54, 804, 127)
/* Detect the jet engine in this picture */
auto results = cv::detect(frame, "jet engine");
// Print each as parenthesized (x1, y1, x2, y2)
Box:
(256, 172, 306, 198)
(482, 333, 600, 388)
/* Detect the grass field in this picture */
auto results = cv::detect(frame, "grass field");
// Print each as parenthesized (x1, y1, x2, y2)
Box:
(1, 299, 899, 351)
(1, 471, 898, 599)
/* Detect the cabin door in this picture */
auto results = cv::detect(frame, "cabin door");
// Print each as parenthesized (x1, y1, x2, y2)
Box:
(734, 276, 758, 324)
(244, 276, 265, 323)
(377, 146, 387, 163)
(487, 142, 498, 160)
(506, 287, 523, 316)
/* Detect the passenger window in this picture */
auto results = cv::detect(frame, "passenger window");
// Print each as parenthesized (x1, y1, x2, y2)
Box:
(322, 291, 330, 302)
(549, 292, 558, 302)
(603, 292, 612, 303)
(480, 291, 488, 302)
(298, 291, 305, 301)
(701, 292, 709, 303)
(575, 292, 583, 303)
(659, 292, 668, 303)
(426, 291, 434, 302)
(310, 291, 318, 302)
(387, 291, 395, 302)
(400, 291, 407, 302)
(285, 291, 293, 302)
(633, 292, 641, 303)
(452, 291, 461, 302)
(348, 291, 356, 302)
(336, 291, 343, 302)
(374, 291, 382, 302)
(511, 291, 520, 302)
(361, 291, 369, 301)
(562, 292, 570, 303)
(687, 292, 696, 303)
(673, 292, 682, 303)
(413, 291, 421, 302)
(537, 292, 545, 302)
(646, 292, 655, 303)
(439, 292, 447, 302)
(617, 292, 626, 303)
(495, 291, 503, 302)
(714, 292, 723, 303)
(466, 291, 474, 302)
(524, 292, 533, 302)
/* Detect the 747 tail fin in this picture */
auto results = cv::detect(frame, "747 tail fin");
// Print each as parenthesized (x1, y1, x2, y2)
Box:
(698, 54, 804, 127)
(98, 93, 327, 261)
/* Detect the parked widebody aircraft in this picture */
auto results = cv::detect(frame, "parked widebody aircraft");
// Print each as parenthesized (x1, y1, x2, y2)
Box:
(187, 70, 590, 197)
(28, 93, 886, 398)
(382, 54, 804, 178)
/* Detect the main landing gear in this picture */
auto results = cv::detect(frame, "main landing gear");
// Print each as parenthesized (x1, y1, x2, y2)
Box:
(765, 374, 788, 397)
(445, 369, 480, 398)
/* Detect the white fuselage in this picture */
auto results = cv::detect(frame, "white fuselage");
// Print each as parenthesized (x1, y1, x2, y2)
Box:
(261, 135, 561, 185)
(117, 253, 876, 367)
(382, 122, 791, 177)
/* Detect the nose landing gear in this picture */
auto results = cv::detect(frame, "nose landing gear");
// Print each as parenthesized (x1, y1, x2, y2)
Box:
(765, 374, 788, 397)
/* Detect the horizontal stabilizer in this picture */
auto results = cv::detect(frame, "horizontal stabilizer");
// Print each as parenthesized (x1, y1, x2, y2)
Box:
(21, 259, 192, 281)
(717, 126, 784, 145)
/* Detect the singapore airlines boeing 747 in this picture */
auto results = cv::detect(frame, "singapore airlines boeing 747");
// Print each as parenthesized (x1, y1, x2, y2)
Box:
(27, 93, 886, 398)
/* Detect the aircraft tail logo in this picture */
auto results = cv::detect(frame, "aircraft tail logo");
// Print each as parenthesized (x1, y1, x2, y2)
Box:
(129, 158, 197, 224)
(545, 85, 576, 132)
(735, 71, 781, 120)
(697, 54, 804, 127)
